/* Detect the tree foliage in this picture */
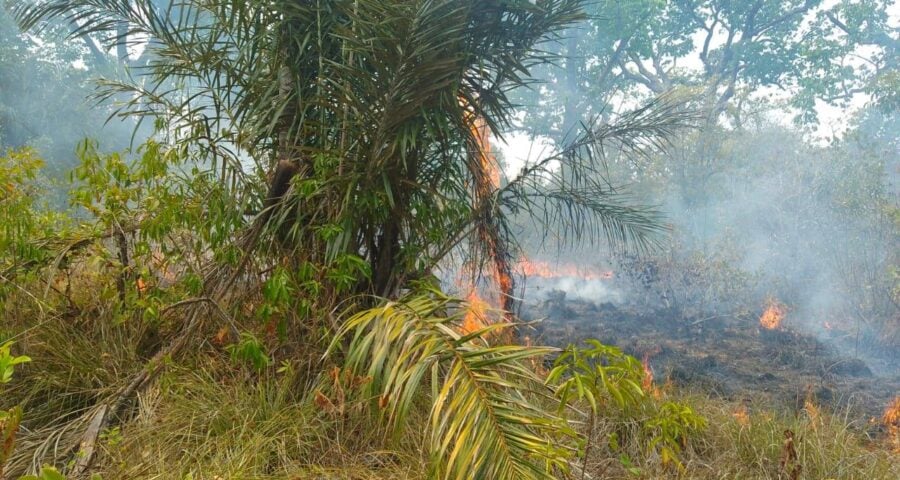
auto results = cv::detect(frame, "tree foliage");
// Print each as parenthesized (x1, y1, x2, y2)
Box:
(516, 0, 898, 140)
(10, 0, 690, 305)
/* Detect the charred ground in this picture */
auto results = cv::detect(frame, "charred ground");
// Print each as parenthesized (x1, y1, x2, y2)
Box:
(524, 288, 900, 424)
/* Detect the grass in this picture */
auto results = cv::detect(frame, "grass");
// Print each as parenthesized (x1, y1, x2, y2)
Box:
(575, 389, 898, 479)
(683, 395, 895, 479)
(2, 268, 431, 479)
(96, 361, 427, 479)
(1, 269, 897, 479)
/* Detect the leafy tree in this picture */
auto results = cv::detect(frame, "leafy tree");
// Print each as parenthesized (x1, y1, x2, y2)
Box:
(516, 0, 898, 141)
(810, 0, 899, 114)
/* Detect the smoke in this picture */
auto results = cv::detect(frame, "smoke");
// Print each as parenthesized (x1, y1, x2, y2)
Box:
(523, 277, 623, 304)
(510, 110, 899, 358)
(503, 12, 899, 353)
(0, 9, 138, 202)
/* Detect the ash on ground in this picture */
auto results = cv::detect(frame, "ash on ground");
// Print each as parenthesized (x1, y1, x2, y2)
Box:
(522, 289, 900, 421)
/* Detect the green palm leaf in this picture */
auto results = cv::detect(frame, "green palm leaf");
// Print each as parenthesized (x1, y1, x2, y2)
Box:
(499, 93, 699, 253)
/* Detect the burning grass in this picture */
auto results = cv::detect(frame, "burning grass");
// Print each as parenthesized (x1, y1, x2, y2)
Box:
(884, 395, 900, 453)
(462, 291, 491, 333)
(528, 294, 897, 427)
(759, 299, 787, 330)
(518, 258, 614, 281)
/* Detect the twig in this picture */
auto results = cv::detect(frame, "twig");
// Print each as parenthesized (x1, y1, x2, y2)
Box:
(161, 296, 240, 341)
(691, 314, 729, 326)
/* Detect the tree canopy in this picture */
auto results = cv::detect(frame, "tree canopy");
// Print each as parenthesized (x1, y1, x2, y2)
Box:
(515, 0, 898, 141)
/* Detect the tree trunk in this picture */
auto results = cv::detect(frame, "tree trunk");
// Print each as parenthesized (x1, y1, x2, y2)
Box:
(561, 33, 580, 145)
(116, 21, 128, 62)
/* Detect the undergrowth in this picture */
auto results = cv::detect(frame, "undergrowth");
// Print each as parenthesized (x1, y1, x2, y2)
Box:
(2, 144, 897, 479)
(581, 391, 898, 479)
(3, 272, 897, 479)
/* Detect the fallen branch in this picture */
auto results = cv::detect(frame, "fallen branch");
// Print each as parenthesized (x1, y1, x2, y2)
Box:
(690, 314, 730, 326)
(60, 230, 262, 477)
(68, 307, 206, 477)
(70, 405, 106, 476)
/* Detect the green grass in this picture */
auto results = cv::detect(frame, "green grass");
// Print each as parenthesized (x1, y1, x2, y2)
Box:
(95, 361, 426, 479)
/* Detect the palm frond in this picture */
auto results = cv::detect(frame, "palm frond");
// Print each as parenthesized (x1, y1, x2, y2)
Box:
(332, 289, 575, 480)
(499, 93, 700, 253)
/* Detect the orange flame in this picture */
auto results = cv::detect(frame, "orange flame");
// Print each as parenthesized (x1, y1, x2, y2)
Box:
(518, 258, 613, 281)
(471, 114, 512, 316)
(759, 299, 786, 330)
(642, 354, 654, 391)
(456, 99, 515, 334)
(884, 395, 900, 453)
(641, 353, 662, 399)
(733, 405, 751, 427)
(471, 115, 501, 189)
(462, 291, 490, 334)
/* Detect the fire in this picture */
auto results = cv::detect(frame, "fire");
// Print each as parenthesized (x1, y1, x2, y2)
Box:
(471, 115, 501, 189)
(823, 321, 834, 330)
(883, 395, 900, 453)
(518, 258, 614, 281)
(759, 299, 786, 330)
(462, 291, 490, 334)
(733, 405, 751, 427)
(803, 388, 821, 428)
(455, 97, 515, 335)
(641, 353, 662, 399)
(471, 114, 513, 317)
(641, 354, 654, 391)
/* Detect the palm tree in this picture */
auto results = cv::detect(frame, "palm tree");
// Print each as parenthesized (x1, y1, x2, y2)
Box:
(9, 1, 694, 477)
(11, 0, 687, 301)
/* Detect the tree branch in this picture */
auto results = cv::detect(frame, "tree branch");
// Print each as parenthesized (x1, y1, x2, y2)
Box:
(79, 34, 109, 66)
(626, 51, 666, 93)
(596, 33, 635, 93)
(757, 0, 817, 36)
